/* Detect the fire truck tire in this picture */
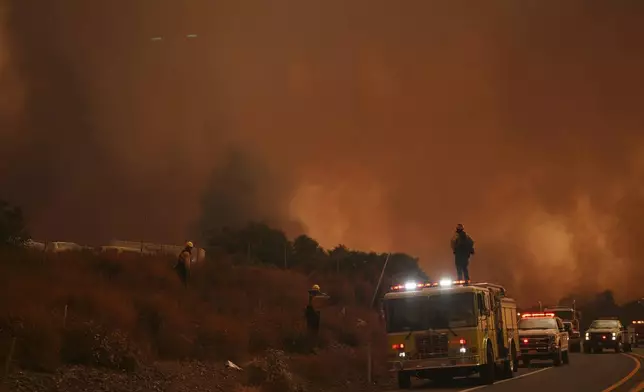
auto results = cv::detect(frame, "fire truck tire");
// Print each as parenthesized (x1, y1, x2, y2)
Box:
(479, 343, 495, 385)
(553, 348, 563, 366)
(502, 345, 518, 378)
(397, 371, 411, 389)
(502, 359, 513, 379)
(562, 350, 570, 365)
(512, 345, 519, 373)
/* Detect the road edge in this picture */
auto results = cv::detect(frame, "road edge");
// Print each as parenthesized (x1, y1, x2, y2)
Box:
(459, 367, 552, 392)
(601, 353, 641, 392)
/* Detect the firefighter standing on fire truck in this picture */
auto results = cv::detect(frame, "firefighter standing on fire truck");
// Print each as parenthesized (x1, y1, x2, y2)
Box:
(450, 223, 475, 281)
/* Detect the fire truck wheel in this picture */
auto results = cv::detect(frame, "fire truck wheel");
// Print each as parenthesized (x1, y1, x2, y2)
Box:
(502, 345, 517, 378)
(502, 358, 513, 379)
(397, 371, 411, 389)
(479, 343, 495, 385)
(562, 350, 570, 365)
(553, 348, 563, 366)
(512, 345, 519, 373)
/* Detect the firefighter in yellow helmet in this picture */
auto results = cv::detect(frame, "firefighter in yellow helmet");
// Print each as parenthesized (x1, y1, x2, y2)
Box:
(174, 241, 194, 288)
(305, 284, 330, 340)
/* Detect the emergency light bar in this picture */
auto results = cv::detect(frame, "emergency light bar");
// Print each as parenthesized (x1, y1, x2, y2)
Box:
(521, 312, 555, 318)
(390, 280, 470, 292)
(633, 320, 644, 324)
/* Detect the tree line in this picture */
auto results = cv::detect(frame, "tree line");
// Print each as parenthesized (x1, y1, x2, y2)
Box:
(204, 222, 428, 293)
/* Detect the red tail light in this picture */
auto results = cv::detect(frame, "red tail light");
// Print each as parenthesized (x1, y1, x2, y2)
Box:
(523, 338, 529, 344)
(459, 338, 466, 345)
(392, 343, 405, 350)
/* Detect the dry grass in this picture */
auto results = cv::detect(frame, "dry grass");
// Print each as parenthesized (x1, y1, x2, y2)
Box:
(0, 248, 389, 390)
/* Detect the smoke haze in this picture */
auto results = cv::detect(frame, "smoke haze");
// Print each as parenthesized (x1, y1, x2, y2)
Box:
(1, 0, 644, 303)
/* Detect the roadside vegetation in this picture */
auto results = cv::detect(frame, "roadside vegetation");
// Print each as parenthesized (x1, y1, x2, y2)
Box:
(0, 201, 428, 391)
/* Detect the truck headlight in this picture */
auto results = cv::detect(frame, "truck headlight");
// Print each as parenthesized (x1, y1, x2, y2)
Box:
(585, 332, 590, 340)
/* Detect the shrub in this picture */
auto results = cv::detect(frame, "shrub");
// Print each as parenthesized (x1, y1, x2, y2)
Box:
(1, 313, 61, 372)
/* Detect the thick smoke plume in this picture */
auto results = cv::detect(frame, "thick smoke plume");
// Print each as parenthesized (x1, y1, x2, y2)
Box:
(1, 1, 644, 304)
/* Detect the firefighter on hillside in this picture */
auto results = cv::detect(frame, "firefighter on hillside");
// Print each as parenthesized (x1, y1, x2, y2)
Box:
(305, 284, 330, 340)
(174, 241, 193, 288)
(450, 223, 475, 281)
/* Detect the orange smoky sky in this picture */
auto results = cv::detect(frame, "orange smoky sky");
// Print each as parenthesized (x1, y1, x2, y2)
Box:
(1, 0, 644, 304)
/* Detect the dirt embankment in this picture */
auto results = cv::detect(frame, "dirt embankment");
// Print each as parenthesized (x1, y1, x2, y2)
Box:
(0, 249, 392, 392)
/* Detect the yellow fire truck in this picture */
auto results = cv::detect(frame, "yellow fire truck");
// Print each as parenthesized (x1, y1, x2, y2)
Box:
(383, 279, 519, 388)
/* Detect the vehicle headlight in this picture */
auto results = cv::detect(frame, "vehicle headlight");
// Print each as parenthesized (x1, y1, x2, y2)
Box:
(612, 332, 617, 337)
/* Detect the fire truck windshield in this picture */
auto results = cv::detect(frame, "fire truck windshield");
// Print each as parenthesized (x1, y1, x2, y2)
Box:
(385, 292, 476, 333)
(550, 310, 574, 320)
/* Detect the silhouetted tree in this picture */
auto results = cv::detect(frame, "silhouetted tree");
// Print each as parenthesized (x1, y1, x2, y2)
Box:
(240, 222, 289, 267)
(291, 234, 325, 270)
(293, 234, 320, 257)
(0, 200, 30, 247)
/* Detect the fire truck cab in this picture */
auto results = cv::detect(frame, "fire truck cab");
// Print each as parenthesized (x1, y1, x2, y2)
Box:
(383, 279, 519, 389)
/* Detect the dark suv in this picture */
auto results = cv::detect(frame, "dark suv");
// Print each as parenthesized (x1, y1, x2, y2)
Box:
(584, 318, 632, 353)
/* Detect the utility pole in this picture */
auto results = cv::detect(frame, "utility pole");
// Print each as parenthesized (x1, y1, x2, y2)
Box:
(370, 253, 391, 309)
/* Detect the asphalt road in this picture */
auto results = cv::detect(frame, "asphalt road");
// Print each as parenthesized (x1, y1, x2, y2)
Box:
(391, 349, 644, 392)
